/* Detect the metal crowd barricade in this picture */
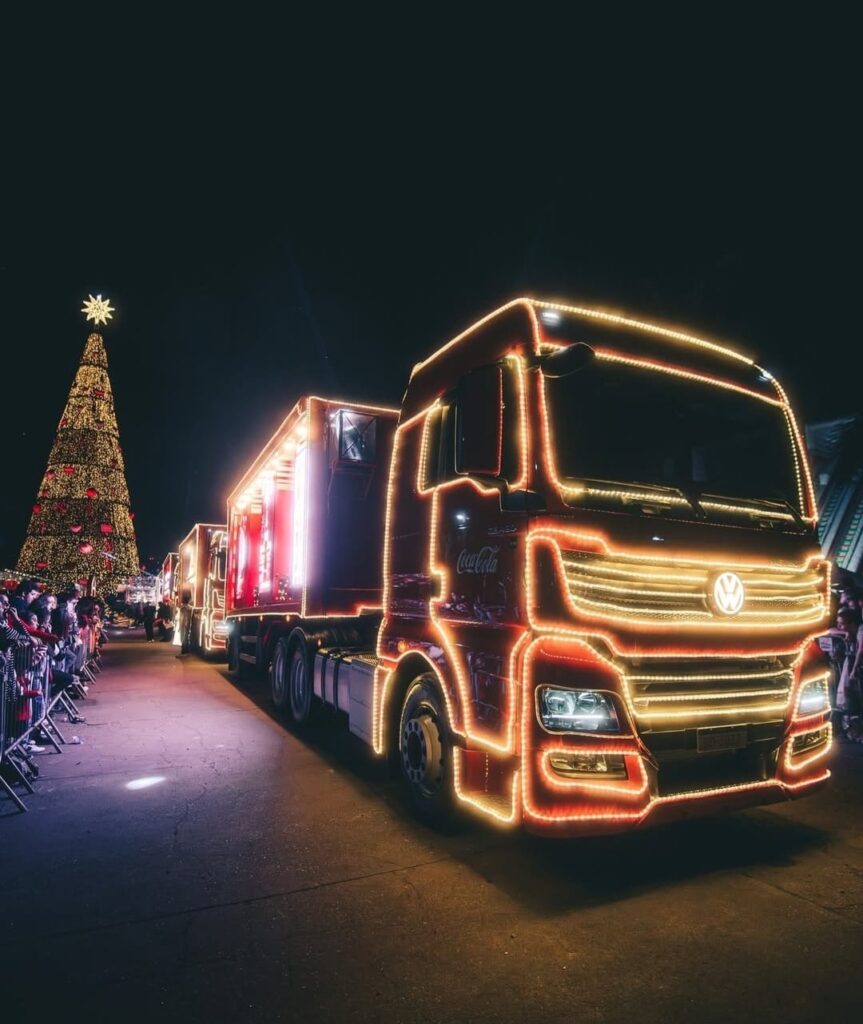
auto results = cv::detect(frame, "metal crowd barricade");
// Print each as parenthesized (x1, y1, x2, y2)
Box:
(0, 624, 100, 813)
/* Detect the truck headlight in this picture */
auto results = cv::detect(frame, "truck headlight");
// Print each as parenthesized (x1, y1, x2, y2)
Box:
(538, 687, 620, 733)
(797, 677, 829, 715)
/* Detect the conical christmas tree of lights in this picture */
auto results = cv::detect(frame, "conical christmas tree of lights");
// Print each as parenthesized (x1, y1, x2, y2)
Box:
(16, 295, 139, 592)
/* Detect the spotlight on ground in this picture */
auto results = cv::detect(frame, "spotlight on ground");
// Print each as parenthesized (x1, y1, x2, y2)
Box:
(125, 775, 166, 790)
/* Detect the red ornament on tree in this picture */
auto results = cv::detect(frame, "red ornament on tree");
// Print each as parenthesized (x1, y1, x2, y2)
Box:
(130, 512, 136, 520)
(35, 562, 48, 572)
(93, 388, 105, 397)
(32, 504, 42, 514)
(99, 522, 113, 535)
(78, 542, 93, 555)
(70, 524, 83, 534)
(85, 487, 99, 499)
(62, 465, 75, 475)
(45, 470, 55, 479)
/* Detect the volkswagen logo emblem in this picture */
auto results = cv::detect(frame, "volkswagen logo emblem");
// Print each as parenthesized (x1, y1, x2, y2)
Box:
(709, 571, 746, 616)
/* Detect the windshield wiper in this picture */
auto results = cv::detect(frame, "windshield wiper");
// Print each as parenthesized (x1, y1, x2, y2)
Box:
(562, 479, 703, 517)
(696, 491, 805, 527)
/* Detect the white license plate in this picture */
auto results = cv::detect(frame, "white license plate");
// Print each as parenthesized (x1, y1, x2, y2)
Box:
(697, 727, 747, 753)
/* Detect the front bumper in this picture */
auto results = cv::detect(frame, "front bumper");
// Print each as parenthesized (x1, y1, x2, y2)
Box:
(518, 635, 832, 837)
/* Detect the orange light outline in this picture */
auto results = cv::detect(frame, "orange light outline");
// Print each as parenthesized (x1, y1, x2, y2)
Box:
(520, 636, 830, 825)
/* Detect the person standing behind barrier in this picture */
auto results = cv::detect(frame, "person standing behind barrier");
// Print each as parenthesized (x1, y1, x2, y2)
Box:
(156, 597, 173, 641)
(176, 593, 193, 657)
(836, 606, 863, 741)
(143, 603, 156, 642)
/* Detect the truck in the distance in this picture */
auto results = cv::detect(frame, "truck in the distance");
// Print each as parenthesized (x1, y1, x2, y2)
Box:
(224, 299, 832, 836)
(178, 523, 229, 656)
(158, 551, 179, 606)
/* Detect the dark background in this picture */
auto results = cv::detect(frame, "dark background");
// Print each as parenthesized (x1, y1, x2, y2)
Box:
(1, 32, 857, 573)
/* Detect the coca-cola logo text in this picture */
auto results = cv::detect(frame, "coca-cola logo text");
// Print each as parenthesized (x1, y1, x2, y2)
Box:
(456, 546, 500, 574)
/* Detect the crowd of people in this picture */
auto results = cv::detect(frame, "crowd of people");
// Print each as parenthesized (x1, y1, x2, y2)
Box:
(1, 578, 105, 758)
(824, 584, 863, 742)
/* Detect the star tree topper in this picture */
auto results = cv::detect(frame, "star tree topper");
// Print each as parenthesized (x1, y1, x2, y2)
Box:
(81, 294, 115, 326)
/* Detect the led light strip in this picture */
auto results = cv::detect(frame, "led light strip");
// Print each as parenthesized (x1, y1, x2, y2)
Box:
(534, 529, 828, 632)
(635, 701, 790, 721)
(532, 299, 755, 365)
(452, 750, 520, 825)
(593, 349, 783, 406)
(633, 687, 790, 705)
(562, 589, 825, 624)
(627, 667, 793, 683)
(564, 562, 823, 591)
(565, 575, 821, 604)
(562, 485, 796, 523)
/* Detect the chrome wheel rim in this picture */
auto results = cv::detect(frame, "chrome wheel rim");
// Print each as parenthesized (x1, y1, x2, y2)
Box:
(402, 708, 443, 798)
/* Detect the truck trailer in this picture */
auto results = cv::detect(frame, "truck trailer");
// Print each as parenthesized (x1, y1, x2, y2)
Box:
(224, 299, 831, 836)
(177, 523, 228, 655)
(157, 551, 179, 605)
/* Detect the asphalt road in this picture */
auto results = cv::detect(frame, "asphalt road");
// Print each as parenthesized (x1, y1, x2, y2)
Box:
(2, 631, 861, 1023)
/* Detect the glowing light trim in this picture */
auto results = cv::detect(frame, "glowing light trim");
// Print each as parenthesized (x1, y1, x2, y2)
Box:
(452, 750, 520, 825)
(520, 637, 831, 826)
(593, 349, 781, 406)
(538, 530, 828, 631)
(633, 687, 790, 704)
(562, 484, 797, 523)
(411, 297, 755, 377)
(531, 299, 754, 365)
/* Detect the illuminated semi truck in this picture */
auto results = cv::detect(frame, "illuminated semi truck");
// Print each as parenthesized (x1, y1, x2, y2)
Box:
(178, 523, 229, 655)
(224, 299, 831, 835)
(158, 551, 179, 605)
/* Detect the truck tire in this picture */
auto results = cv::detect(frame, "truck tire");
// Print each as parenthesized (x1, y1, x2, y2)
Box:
(287, 633, 315, 726)
(398, 675, 455, 826)
(270, 636, 291, 712)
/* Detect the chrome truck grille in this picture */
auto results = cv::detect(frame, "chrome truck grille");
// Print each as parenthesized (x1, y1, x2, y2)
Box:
(622, 656, 795, 721)
(560, 550, 827, 627)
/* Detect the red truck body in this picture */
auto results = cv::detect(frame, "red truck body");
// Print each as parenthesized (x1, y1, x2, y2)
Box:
(178, 523, 228, 653)
(225, 300, 832, 836)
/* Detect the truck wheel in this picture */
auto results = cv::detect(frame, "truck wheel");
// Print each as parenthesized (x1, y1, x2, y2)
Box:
(398, 676, 455, 826)
(287, 635, 314, 726)
(270, 637, 291, 711)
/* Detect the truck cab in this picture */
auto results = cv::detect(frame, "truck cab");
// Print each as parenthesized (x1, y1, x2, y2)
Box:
(221, 300, 831, 836)
(178, 523, 228, 655)
(373, 299, 831, 834)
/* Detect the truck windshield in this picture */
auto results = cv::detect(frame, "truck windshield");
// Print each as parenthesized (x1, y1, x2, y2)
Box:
(544, 359, 802, 515)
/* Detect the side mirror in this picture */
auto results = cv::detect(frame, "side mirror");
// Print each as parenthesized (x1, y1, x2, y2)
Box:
(456, 365, 503, 477)
(541, 342, 595, 378)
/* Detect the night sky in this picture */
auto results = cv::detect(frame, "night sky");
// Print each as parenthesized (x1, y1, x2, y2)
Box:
(2, 48, 857, 573)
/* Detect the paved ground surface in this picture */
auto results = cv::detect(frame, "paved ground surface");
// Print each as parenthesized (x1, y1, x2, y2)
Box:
(2, 631, 862, 1023)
